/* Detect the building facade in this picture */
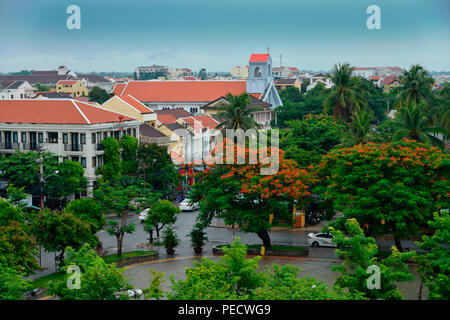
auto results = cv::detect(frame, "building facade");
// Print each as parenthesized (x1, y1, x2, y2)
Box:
(0, 99, 140, 194)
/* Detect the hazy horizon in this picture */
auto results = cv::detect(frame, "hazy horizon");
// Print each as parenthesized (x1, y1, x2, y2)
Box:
(0, 0, 449, 73)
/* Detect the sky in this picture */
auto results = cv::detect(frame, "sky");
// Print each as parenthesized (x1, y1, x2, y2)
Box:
(0, 0, 449, 73)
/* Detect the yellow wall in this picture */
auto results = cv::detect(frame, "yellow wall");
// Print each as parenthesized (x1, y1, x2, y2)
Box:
(102, 96, 143, 121)
(101, 96, 157, 126)
(56, 82, 89, 97)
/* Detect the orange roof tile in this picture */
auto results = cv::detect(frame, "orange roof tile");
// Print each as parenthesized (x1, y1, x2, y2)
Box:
(157, 114, 178, 124)
(119, 80, 246, 102)
(0, 99, 135, 124)
(117, 95, 153, 114)
(112, 83, 126, 96)
(194, 115, 219, 130)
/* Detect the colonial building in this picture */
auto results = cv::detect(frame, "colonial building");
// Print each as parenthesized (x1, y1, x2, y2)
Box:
(230, 65, 249, 78)
(56, 80, 89, 97)
(275, 78, 301, 92)
(0, 80, 36, 99)
(101, 94, 157, 127)
(0, 99, 140, 193)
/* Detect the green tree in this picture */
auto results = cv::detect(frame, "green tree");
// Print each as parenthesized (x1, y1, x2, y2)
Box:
(47, 244, 132, 300)
(316, 139, 450, 251)
(88, 86, 111, 104)
(415, 211, 450, 300)
(98, 137, 122, 182)
(137, 143, 181, 198)
(198, 68, 207, 80)
(94, 184, 138, 257)
(35, 83, 50, 92)
(30, 209, 97, 266)
(280, 114, 346, 167)
(0, 152, 86, 204)
(340, 109, 380, 146)
(0, 199, 38, 274)
(143, 200, 180, 242)
(391, 102, 446, 149)
(120, 135, 139, 174)
(167, 238, 350, 300)
(0, 264, 30, 300)
(276, 83, 331, 128)
(65, 198, 106, 234)
(6, 184, 28, 209)
(324, 63, 367, 122)
(190, 143, 316, 248)
(430, 83, 450, 134)
(216, 93, 260, 131)
(396, 64, 434, 107)
(331, 219, 415, 300)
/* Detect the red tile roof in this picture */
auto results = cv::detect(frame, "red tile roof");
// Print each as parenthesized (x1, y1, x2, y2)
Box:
(112, 83, 127, 96)
(117, 95, 153, 114)
(0, 99, 135, 124)
(380, 75, 399, 85)
(119, 81, 246, 102)
(157, 114, 178, 124)
(181, 117, 203, 133)
(249, 93, 261, 99)
(249, 54, 270, 63)
(194, 115, 219, 130)
(183, 76, 198, 81)
(369, 75, 381, 80)
(57, 80, 79, 86)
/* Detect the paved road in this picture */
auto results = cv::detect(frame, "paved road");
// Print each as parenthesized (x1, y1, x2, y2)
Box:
(27, 209, 421, 280)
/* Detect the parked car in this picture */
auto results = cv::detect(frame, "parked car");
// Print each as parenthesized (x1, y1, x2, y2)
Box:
(178, 199, 199, 211)
(138, 208, 149, 223)
(307, 232, 337, 247)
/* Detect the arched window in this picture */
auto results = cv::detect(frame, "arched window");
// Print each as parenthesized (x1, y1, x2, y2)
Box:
(254, 67, 261, 78)
(268, 64, 271, 75)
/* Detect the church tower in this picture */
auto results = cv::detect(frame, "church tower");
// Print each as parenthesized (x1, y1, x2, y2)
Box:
(246, 53, 273, 95)
(245, 53, 282, 108)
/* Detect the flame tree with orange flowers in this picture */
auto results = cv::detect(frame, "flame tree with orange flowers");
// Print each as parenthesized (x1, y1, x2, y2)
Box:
(189, 139, 317, 248)
(314, 139, 450, 251)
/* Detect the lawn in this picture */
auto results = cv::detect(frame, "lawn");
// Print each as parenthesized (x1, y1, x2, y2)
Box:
(102, 250, 156, 264)
(30, 271, 65, 289)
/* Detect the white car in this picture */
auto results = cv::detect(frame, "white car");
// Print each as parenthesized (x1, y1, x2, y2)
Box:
(178, 199, 199, 211)
(138, 208, 149, 223)
(307, 232, 337, 247)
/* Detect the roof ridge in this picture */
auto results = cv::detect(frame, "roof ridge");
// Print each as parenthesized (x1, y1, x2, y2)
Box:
(71, 100, 91, 124)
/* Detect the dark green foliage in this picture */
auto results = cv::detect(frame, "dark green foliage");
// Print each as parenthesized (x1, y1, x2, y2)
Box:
(46, 244, 132, 300)
(331, 219, 415, 300)
(65, 198, 106, 233)
(280, 114, 346, 167)
(88, 86, 111, 104)
(415, 211, 450, 300)
(120, 135, 139, 174)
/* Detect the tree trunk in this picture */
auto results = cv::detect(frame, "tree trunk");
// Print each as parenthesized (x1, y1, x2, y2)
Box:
(148, 229, 154, 243)
(256, 230, 271, 248)
(391, 224, 403, 252)
(393, 235, 403, 252)
(117, 235, 123, 257)
(418, 281, 424, 300)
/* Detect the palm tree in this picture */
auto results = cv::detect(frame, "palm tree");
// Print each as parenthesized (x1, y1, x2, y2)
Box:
(340, 110, 380, 146)
(324, 63, 367, 123)
(396, 64, 434, 108)
(430, 83, 450, 136)
(392, 102, 446, 149)
(215, 93, 261, 131)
